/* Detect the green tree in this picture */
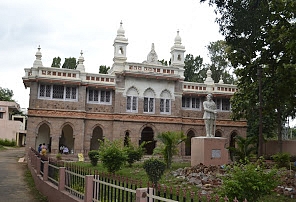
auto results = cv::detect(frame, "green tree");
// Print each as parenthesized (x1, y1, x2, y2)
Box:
(99, 65, 110, 74)
(201, 0, 296, 155)
(184, 54, 204, 82)
(51, 57, 61, 68)
(0, 87, 14, 101)
(205, 40, 235, 84)
(228, 136, 257, 163)
(62, 57, 77, 69)
(154, 131, 186, 169)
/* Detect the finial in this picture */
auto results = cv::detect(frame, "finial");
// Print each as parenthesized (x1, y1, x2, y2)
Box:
(120, 20, 123, 26)
(151, 43, 155, 50)
(38, 45, 41, 51)
(80, 50, 83, 56)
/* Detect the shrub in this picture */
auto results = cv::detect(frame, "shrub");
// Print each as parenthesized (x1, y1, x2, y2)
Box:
(124, 141, 145, 167)
(143, 158, 166, 186)
(0, 138, 16, 147)
(98, 139, 127, 173)
(218, 163, 279, 201)
(56, 153, 62, 161)
(272, 152, 291, 169)
(88, 150, 99, 166)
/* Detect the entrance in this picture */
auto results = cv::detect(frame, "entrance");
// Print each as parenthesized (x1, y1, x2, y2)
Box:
(140, 127, 155, 155)
(185, 130, 195, 156)
(36, 123, 50, 152)
(90, 126, 103, 150)
(59, 124, 74, 154)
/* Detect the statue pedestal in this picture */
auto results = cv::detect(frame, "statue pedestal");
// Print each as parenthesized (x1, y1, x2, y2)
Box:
(191, 137, 228, 166)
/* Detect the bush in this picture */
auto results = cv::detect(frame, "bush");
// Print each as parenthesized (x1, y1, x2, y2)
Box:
(272, 152, 291, 169)
(88, 150, 99, 166)
(98, 139, 127, 173)
(56, 153, 62, 161)
(143, 158, 166, 186)
(218, 163, 279, 201)
(0, 138, 16, 147)
(124, 141, 145, 167)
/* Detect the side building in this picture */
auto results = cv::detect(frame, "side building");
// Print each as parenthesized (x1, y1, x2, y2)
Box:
(22, 23, 246, 156)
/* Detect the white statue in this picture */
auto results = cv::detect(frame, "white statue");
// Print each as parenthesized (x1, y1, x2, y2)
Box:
(203, 94, 217, 137)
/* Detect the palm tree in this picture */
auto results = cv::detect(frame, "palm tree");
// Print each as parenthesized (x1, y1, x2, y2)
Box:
(228, 136, 257, 163)
(155, 131, 186, 169)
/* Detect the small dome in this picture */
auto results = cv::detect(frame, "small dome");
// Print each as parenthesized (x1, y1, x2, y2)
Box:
(174, 30, 182, 45)
(117, 21, 125, 37)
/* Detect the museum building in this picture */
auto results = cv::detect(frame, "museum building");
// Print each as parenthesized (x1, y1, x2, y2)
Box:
(22, 22, 247, 156)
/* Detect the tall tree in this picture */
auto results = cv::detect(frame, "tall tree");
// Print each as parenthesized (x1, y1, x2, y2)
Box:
(0, 87, 14, 101)
(51, 57, 61, 68)
(99, 65, 110, 74)
(62, 57, 77, 69)
(184, 54, 204, 82)
(201, 0, 296, 155)
(205, 40, 235, 84)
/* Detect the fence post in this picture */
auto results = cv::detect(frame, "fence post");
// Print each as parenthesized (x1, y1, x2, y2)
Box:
(84, 175, 94, 202)
(136, 188, 153, 202)
(36, 157, 41, 174)
(58, 167, 66, 191)
(43, 161, 49, 181)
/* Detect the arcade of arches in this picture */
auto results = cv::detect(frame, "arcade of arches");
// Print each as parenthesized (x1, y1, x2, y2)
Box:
(34, 123, 239, 158)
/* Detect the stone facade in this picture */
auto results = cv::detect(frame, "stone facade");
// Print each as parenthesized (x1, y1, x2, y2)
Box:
(23, 23, 247, 156)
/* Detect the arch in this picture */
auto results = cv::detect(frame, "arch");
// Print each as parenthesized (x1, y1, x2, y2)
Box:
(59, 124, 74, 154)
(126, 86, 139, 96)
(124, 130, 130, 147)
(160, 90, 172, 98)
(90, 126, 103, 150)
(215, 130, 222, 137)
(229, 131, 238, 161)
(185, 130, 196, 156)
(143, 88, 156, 97)
(177, 54, 181, 61)
(140, 126, 155, 155)
(36, 123, 51, 151)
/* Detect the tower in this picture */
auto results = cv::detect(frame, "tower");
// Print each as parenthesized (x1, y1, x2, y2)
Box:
(170, 31, 185, 78)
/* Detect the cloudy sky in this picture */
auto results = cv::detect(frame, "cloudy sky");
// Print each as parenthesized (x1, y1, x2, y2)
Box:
(0, 0, 224, 110)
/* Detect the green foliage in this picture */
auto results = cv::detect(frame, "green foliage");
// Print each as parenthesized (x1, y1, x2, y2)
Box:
(124, 140, 145, 167)
(272, 152, 291, 169)
(219, 163, 279, 202)
(154, 131, 186, 169)
(88, 150, 99, 166)
(228, 136, 257, 163)
(205, 40, 235, 84)
(51, 57, 61, 68)
(184, 54, 204, 82)
(98, 139, 127, 173)
(143, 158, 166, 186)
(62, 57, 77, 69)
(99, 65, 110, 74)
(0, 87, 14, 101)
(0, 138, 16, 147)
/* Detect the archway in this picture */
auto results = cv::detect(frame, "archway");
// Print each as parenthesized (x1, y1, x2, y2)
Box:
(36, 123, 50, 151)
(124, 131, 130, 147)
(59, 124, 74, 154)
(185, 130, 195, 156)
(229, 132, 238, 161)
(90, 126, 103, 150)
(140, 127, 155, 155)
(215, 130, 222, 137)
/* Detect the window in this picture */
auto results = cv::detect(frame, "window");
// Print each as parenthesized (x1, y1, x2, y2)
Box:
(0, 112, 3, 119)
(126, 96, 137, 112)
(160, 90, 171, 114)
(143, 88, 155, 113)
(214, 98, 231, 111)
(88, 89, 112, 104)
(144, 97, 154, 113)
(182, 96, 201, 110)
(39, 84, 77, 101)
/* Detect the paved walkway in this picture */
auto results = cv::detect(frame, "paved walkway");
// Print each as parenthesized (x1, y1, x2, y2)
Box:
(0, 147, 39, 202)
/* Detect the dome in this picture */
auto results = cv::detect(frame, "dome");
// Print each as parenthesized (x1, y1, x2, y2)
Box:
(174, 30, 182, 45)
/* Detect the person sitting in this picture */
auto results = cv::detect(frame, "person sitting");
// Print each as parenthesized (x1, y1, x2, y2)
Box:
(41, 143, 47, 156)
(63, 146, 69, 154)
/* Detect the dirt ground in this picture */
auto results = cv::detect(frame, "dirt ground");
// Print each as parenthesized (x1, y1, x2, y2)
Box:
(0, 147, 39, 202)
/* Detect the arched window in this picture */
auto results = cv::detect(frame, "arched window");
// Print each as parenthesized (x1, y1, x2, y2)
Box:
(160, 90, 171, 114)
(126, 87, 138, 113)
(143, 88, 155, 113)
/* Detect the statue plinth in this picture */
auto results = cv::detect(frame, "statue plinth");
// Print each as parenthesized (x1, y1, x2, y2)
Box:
(191, 137, 228, 166)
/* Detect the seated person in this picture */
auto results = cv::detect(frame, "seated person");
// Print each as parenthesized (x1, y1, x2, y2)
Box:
(63, 146, 69, 154)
